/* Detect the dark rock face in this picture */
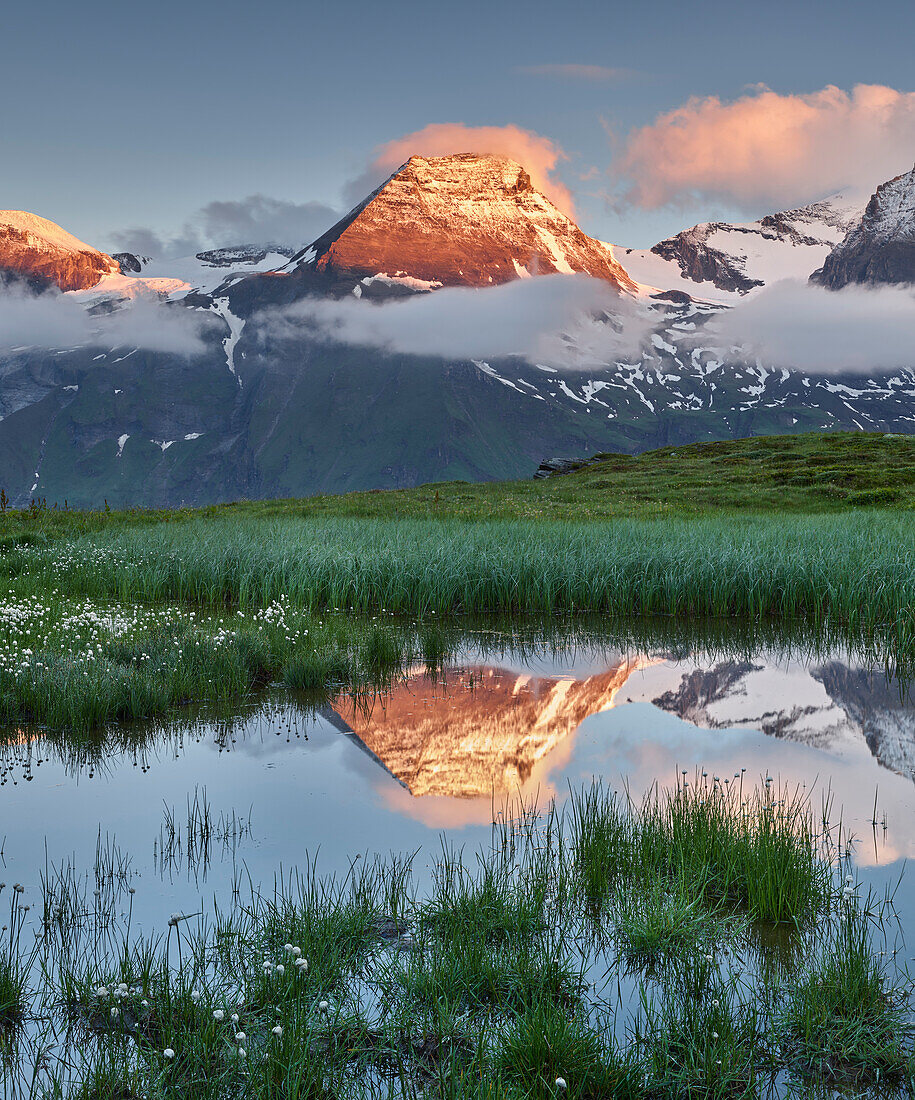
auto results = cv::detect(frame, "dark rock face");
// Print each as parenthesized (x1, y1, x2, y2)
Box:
(113, 252, 144, 274)
(651, 225, 764, 294)
(812, 165, 915, 288)
(196, 245, 296, 267)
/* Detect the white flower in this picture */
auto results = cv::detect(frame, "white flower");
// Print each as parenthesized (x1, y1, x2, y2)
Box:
(275, 964, 285, 975)
(235, 1032, 246, 1042)
(291, 947, 302, 957)
(272, 1025, 283, 1037)
(163, 1048, 175, 1059)
(555, 1079, 567, 1090)
(284, 944, 294, 954)
(318, 1000, 330, 1013)
(213, 1009, 225, 1021)
(237, 1048, 246, 1059)
(231, 1013, 239, 1023)
(295, 958, 308, 971)
(191, 990, 201, 1003)
(110, 1007, 119, 1018)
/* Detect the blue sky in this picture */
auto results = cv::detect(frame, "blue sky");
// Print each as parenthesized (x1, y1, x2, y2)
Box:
(3, 0, 914, 252)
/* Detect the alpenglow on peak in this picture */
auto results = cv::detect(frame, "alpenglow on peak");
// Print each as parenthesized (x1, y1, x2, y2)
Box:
(285, 152, 637, 292)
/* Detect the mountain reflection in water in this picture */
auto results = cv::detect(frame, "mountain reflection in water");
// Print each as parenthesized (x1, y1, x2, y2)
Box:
(330, 650, 915, 831)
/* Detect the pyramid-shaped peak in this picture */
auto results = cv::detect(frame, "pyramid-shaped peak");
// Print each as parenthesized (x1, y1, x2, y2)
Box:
(289, 151, 635, 292)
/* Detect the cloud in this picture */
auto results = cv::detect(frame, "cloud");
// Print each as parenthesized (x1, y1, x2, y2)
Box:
(109, 195, 339, 260)
(257, 274, 652, 369)
(0, 284, 217, 356)
(515, 63, 632, 82)
(711, 280, 915, 373)
(343, 123, 576, 216)
(615, 83, 915, 211)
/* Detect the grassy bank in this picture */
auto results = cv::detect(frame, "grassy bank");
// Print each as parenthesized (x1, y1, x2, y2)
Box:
(2, 433, 915, 543)
(2, 431, 914, 733)
(11, 508, 915, 623)
(2, 508, 914, 732)
(6, 779, 912, 1099)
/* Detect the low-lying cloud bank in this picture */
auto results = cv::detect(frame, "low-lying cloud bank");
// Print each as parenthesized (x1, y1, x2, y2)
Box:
(259, 274, 652, 368)
(0, 286, 217, 355)
(711, 280, 915, 373)
(616, 83, 915, 211)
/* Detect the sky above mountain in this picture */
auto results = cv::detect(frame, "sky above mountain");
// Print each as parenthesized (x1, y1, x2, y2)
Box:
(3, 0, 914, 253)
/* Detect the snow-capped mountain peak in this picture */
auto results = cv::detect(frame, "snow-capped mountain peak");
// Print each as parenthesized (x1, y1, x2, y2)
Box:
(620, 191, 867, 300)
(0, 210, 120, 291)
(282, 153, 637, 293)
(812, 164, 915, 288)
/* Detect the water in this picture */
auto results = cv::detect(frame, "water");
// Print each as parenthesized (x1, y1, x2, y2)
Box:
(2, 626, 913, 939)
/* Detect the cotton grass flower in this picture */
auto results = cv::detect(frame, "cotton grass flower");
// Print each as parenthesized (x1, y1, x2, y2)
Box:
(555, 1079, 567, 1090)
(163, 1049, 175, 1059)
(272, 1025, 283, 1037)
(213, 1009, 225, 1021)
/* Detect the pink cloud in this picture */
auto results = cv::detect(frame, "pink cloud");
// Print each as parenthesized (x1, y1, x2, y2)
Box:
(615, 83, 915, 211)
(346, 122, 575, 216)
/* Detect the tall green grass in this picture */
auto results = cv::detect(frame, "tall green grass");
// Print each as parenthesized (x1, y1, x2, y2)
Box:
(12, 511, 915, 633)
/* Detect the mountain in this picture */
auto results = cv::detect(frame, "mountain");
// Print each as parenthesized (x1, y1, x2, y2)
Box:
(811, 165, 915, 288)
(0, 211, 120, 292)
(2, 154, 915, 508)
(279, 153, 637, 293)
(621, 192, 865, 298)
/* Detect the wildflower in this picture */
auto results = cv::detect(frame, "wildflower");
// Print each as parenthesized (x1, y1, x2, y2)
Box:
(318, 1000, 330, 1013)
(295, 958, 308, 971)
(231, 1013, 240, 1023)
(284, 943, 294, 954)
(163, 1049, 175, 1059)
(275, 964, 285, 975)
(191, 990, 201, 1003)
(235, 1032, 246, 1042)
(272, 1025, 283, 1037)
(291, 947, 302, 957)
(110, 1007, 119, 1019)
(237, 1049, 246, 1059)
(555, 1079, 567, 1090)
(213, 1009, 225, 1021)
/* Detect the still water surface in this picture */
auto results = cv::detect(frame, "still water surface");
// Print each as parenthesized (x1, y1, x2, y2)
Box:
(1, 626, 913, 940)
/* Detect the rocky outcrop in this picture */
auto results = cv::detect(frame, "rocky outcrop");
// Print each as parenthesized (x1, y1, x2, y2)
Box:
(650, 224, 765, 294)
(0, 211, 119, 291)
(811, 166, 915, 288)
(283, 154, 637, 292)
(623, 194, 864, 297)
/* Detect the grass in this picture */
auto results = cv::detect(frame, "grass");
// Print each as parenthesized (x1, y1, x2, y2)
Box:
(570, 777, 831, 926)
(2, 431, 915, 732)
(7, 780, 914, 1098)
(777, 908, 914, 1084)
(4, 433, 915, 535)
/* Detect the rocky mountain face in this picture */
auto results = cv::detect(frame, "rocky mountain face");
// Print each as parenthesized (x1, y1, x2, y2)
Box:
(0, 211, 120, 292)
(811, 165, 915, 288)
(2, 155, 915, 508)
(281, 154, 637, 293)
(621, 193, 864, 297)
